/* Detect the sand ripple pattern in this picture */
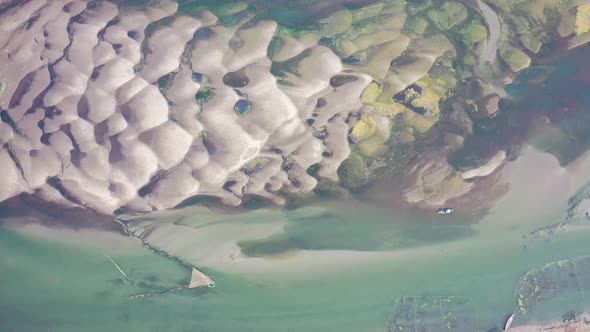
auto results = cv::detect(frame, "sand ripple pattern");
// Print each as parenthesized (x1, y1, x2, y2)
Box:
(0, 0, 380, 213)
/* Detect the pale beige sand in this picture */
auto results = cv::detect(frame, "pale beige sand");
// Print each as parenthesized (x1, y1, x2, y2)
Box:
(0, 0, 473, 214)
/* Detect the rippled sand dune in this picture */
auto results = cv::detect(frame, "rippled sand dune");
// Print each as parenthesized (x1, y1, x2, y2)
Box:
(0, 0, 467, 214)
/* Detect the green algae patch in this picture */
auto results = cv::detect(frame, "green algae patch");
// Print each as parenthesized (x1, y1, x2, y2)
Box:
(360, 82, 407, 117)
(500, 46, 531, 72)
(462, 21, 487, 46)
(427, 2, 467, 31)
(350, 114, 377, 142)
(356, 134, 388, 157)
(399, 76, 446, 133)
(338, 152, 371, 190)
(350, 113, 391, 158)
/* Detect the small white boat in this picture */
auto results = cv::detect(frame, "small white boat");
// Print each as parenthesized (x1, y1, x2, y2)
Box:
(436, 207, 453, 215)
(504, 313, 515, 331)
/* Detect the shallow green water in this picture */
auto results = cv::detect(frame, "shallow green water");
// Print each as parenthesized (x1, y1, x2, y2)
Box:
(2, 187, 590, 332)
